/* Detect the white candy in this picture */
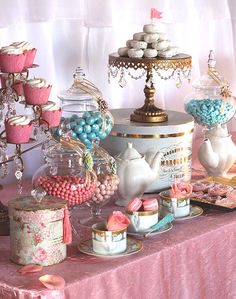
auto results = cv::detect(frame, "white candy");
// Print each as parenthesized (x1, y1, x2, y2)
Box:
(158, 32, 168, 40)
(128, 48, 144, 58)
(143, 24, 159, 33)
(118, 47, 129, 57)
(158, 49, 175, 58)
(152, 40, 170, 51)
(126, 39, 133, 47)
(129, 40, 147, 50)
(144, 49, 158, 58)
(144, 33, 159, 43)
(133, 32, 146, 41)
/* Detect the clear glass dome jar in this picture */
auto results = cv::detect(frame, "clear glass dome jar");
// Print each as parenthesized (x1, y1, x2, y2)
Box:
(184, 55, 236, 128)
(32, 143, 97, 207)
(55, 67, 114, 149)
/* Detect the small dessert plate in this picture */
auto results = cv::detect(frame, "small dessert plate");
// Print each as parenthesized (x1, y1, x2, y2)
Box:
(174, 205, 203, 221)
(78, 238, 142, 258)
(127, 222, 173, 238)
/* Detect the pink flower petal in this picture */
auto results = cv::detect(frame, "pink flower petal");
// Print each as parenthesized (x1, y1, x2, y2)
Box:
(18, 264, 43, 274)
(39, 274, 65, 290)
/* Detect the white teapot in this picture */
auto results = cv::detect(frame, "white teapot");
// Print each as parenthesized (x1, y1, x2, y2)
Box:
(115, 143, 163, 206)
(198, 124, 236, 177)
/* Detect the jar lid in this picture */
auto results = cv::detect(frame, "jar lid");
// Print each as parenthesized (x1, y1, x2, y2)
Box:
(58, 67, 95, 102)
(8, 195, 67, 211)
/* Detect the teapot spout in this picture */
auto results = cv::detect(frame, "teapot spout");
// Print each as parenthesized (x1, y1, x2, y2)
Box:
(149, 152, 164, 179)
(198, 138, 219, 169)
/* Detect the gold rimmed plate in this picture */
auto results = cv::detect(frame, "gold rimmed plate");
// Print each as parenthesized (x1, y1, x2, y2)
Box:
(78, 238, 142, 258)
(127, 222, 173, 238)
(173, 205, 203, 221)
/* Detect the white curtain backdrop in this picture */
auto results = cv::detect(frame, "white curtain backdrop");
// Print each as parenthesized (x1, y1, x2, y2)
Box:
(1, 0, 236, 183)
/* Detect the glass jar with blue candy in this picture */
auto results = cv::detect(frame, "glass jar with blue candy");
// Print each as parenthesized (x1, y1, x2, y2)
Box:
(184, 51, 236, 128)
(56, 67, 114, 149)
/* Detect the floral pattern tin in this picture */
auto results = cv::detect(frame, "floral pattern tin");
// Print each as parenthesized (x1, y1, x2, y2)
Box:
(9, 195, 68, 266)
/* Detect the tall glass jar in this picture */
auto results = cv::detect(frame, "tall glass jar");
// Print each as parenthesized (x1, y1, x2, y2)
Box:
(184, 52, 236, 128)
(32, 144, 97, 207)
(55, 67, 114, 149)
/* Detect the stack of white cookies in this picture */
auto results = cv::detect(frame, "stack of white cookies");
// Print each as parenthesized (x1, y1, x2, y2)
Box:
(118, 23, 179, 59)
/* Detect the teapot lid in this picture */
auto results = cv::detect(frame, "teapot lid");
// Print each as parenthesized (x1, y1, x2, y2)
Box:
(117, 143, 142, 160)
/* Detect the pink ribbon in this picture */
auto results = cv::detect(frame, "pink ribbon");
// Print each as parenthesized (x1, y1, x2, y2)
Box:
(63, 206, 72, 244)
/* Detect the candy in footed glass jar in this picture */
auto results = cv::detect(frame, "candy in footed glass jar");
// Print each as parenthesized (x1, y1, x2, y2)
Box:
(81, 153, 120, 226)
(32, 144, 97, 207)
(184, 51, 236, 128)
(184, 76, 236, 128)
(55, 67, 114, 149)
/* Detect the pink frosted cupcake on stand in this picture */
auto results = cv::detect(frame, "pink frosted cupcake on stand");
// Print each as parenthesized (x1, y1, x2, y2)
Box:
(0, 46, 26, 73)
(24, 77, 52, 105)
(41, 102, 62, 128)
(5, 115, 33, 144)
(10, 41, 37, 69)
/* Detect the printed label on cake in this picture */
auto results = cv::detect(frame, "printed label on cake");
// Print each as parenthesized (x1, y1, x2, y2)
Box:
(159, 142, 192, 182)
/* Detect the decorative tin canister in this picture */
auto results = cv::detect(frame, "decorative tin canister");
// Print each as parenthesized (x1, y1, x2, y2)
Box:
(9, 195, 71, 266)
(101, 108, 194, 192)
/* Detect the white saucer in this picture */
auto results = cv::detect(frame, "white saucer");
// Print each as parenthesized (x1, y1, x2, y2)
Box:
(127, 222, 173, 238)
(174, 205, 203, 221)
(78, 237, 142, 258)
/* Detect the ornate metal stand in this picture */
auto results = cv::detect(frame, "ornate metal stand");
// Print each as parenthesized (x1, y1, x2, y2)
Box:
(108, 53, 192, 123)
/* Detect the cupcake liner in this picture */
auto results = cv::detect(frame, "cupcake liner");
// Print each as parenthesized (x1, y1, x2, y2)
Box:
(1, 76, 24, 96)
(0, 53, 26, 73)
(5, 121, 33, 144)
(24, 48, 37, 68)
(41, 109, 62, 128)
(24, 84, 51, 105)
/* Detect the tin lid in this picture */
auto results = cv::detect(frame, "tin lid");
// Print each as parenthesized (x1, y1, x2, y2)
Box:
(8, 195, 67, 212)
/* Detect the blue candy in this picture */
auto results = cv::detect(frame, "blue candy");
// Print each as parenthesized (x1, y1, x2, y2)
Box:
(86, 116, 96, 125)
(77, 118, 86, 126)
(74, 125, 83, 134)
(83, 125, 92, 134)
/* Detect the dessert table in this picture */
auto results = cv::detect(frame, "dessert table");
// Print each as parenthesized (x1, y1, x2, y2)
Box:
(1, 137, 236, 299)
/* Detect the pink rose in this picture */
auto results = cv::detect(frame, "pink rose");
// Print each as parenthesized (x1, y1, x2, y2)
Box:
(32, 247, 47, 263)
(107, 211, 130, 231)
(170, 182, 193, 199)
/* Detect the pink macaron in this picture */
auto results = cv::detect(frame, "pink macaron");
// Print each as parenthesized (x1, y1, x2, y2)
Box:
(142, 198, 158, 211)
(126, 197, 142, 212)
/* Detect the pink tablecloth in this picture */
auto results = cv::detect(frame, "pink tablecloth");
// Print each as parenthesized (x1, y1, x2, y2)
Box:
(1, 134, 236, 299)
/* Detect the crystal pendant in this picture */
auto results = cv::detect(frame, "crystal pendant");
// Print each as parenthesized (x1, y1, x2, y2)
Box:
(31, 187, 47, 203)
(50, 166, 58, 175)
(15, 170, 23, 180)
(118, 75, 127, 88)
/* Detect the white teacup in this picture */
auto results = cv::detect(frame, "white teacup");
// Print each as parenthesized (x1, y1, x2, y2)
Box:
(159, 190, 190, 218)
(126, 210, 158, 233)
(92, 222, 127, 255)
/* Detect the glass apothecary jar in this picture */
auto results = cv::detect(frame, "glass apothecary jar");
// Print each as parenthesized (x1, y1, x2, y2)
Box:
(184, 52, 236, 128)
(55, 67, 114, 149)
(32, 143, 97, 207)
(81, 147, 119, 226)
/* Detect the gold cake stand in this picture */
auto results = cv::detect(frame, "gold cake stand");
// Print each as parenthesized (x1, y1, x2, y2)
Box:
(108, 53, 192, 123)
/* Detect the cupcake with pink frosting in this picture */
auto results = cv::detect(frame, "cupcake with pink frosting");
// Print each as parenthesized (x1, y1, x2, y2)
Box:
(24, 77, 52, 105)
(41, 102, 62, 128)
(5, 115, 33, 144)
(0, 46, 26, 73)
(10, 41, 37, 68)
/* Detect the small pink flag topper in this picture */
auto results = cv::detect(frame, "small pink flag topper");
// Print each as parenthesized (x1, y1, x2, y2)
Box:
(151, 8, 162, 20)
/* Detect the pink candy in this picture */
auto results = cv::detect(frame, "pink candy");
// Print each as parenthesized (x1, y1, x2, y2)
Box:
(91, 174, 119, 204)
(126, 197, 158, 212)
(127, 197, 142, 212)
(37, 175, 96, 206)
(142, 198, 158, 211)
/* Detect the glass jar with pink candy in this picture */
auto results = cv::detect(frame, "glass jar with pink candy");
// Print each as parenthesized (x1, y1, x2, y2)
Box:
(80, 145, 120, 227)
(32, 139, 97, 208)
